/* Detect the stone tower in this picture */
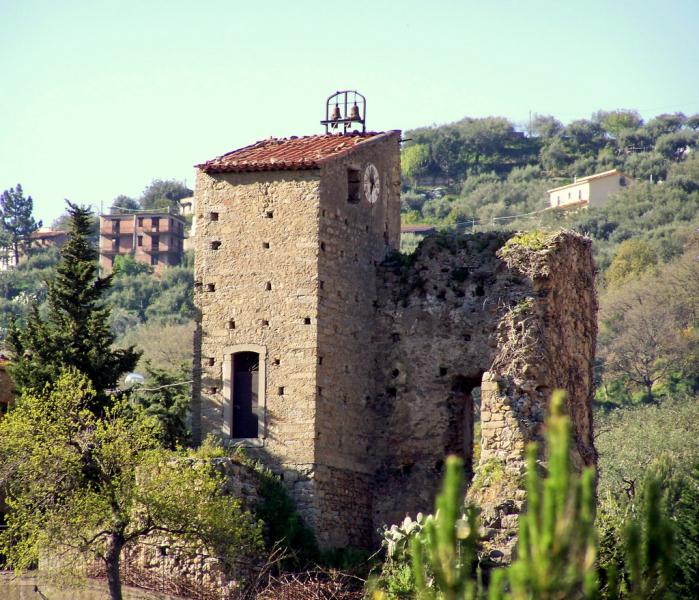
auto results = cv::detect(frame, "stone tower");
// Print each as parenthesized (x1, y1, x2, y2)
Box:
(192, 129, 598, 555)
(192, 131, 402, 547)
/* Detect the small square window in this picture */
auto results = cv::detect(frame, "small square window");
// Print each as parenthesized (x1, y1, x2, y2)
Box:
(210, 241, 221, 250)
(347, 168, 361, 203)
(137, 235, 143, 247)
(303, 317, 311, 325)
(278, 387, 285, 396)
(227, 320, 235, 330)
(209, 212, 219, 221)
(206, 358, 215, 366)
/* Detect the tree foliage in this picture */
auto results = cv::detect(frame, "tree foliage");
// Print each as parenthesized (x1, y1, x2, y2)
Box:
(604, 239, 658, 287)
(129, 362, 191, 449)
(110, 195, 140, 214)
(0, 369, 263, 600)
(140, 179, 192, 211)
(7, 202, 140, 409)
(0, 184, 42, 265)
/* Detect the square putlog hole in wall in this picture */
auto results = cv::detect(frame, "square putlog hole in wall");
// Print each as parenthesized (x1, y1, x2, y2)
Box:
(227, 320, 236, 330)
(205, 357, 215, 367)
(205, 283, 215, 292)
(262, 242, 270, 249)
(265, 211, 274, 219)
(210, 241, 221, 250)
(303, 317, 311, 325)
(265, 282, 272, 291)
(209, 212, 219, 221)
(278, 387, 285, 396)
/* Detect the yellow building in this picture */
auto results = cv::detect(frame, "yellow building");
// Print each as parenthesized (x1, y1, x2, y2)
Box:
(547, 169, 632, 209)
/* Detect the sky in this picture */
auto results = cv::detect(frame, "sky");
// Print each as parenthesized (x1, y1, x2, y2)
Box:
(1, 0, 698, 225)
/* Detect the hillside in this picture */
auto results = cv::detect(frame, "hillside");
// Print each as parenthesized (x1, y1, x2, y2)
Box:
(1, 109, 698, 598)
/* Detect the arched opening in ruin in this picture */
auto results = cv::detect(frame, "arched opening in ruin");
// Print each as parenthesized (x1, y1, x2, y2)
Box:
(447, 374, 483, 480)
(231, 351, 260, 439)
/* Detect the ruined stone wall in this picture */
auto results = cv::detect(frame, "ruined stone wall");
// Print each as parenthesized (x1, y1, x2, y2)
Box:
(371, 231, 597, 554)
(372, 232, 531, 530)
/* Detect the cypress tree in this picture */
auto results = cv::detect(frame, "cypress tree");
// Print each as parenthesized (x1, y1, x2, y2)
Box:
(9, 202, 140, 411)
(671, 463, 699, 598)
(0, 184, 42, 265)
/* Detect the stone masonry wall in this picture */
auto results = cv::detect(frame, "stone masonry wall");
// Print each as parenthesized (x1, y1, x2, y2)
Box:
(372, 232, 530, 531)
(313, 132, 401, 547)
(371, 231, 597, 556)
(192, 168, 323, 530)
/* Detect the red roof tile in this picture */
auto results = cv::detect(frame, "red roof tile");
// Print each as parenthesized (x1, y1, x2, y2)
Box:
(196, 131, 398, 174)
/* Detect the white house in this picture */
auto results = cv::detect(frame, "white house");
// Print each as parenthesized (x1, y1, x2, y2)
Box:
(547, 169, 632, 210)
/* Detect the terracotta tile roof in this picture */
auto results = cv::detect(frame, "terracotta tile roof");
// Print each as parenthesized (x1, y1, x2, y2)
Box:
(30, 230, 67, 239)
(401, 224, 438, 234)
(546, 169, 630, 193)
(196, 131, 398, 174)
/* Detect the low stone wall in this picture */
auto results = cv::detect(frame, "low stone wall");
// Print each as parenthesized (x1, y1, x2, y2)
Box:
(122, 457, 262, 597)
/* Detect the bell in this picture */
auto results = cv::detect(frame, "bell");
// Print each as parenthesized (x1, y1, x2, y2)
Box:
(349, 103, 361, 121)
(331, 105, 342, 121)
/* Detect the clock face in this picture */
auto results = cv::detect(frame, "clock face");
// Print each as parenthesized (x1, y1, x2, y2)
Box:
(363, 163, 380, 204)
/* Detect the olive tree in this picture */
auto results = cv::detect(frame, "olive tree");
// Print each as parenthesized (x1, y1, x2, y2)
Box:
(0, 369, 263, 600)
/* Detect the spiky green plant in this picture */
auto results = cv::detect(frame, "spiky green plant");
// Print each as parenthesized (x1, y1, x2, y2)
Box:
(410, 390, 598, 600)
(505, 390, 598, 599)
(406, 390, 679, 600)
(410, 455, 481, 600)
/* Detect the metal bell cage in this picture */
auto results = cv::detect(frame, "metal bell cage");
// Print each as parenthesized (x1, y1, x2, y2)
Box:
(320, 90, 366, 134)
